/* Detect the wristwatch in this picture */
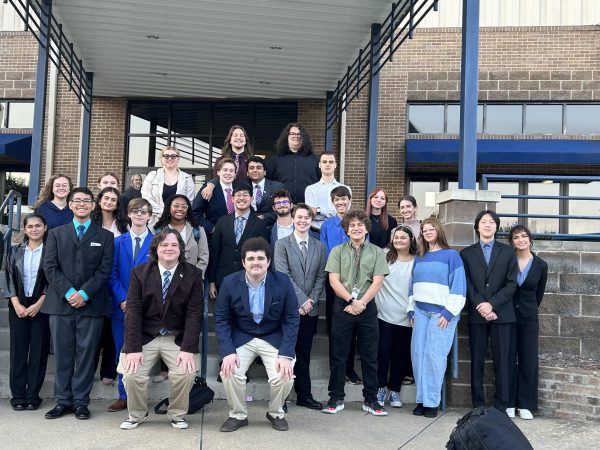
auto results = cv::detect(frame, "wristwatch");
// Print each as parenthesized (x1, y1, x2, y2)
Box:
(347, 297, 355, 304)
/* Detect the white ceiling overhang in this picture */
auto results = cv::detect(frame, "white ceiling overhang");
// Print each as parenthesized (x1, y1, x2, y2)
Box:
(51, 0, 397, 99)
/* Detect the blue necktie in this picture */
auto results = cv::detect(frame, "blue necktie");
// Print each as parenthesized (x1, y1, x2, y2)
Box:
(160, 270, 171, 335)
(133, 237, 141, 261)
(235, 217, 244, 244)
(483, 244, 492, 265)
(77, 225, 85, 241)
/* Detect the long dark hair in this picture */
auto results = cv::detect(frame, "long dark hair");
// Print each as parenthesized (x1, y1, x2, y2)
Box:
(274, 122, 313, 156)
(155, 194, 199, 230)
(91, 187, 129, 233)
(386, 225, 418, 264)
(221, 125, 254, 159)
(366, 187, 391, 231)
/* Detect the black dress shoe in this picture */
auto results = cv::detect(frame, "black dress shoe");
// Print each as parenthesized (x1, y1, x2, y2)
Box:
(296, 398, 323, 410)
(423, 406, 438, 418)
(75, 405, 91, 420)
(45, 404, 73, 419)
(25, 404, 39, 411)
(12, 404, 25, 411)
(220, 417, 249, 432)
(412, 403, 424, 416)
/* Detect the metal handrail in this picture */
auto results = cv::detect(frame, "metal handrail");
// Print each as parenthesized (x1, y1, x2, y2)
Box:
(480, 174, 600, 240)
(1, 190, 23, 271)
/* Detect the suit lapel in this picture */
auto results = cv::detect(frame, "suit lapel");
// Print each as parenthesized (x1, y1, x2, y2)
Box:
(163, 264, 184, 315)
(487, 242, 502, 275)
(137, 231, 153, 265)
(79, 223, 98, 248)
(306, 235, 317, 273)
(124, 234, 134, 265)
(239, 214, 255, 244)
(474, 243, 487, 270)
(239, 274, 252, 319)
(260, 180, 272, 207)
(289, 235, 306, 272)
(262, 271, 274, 320)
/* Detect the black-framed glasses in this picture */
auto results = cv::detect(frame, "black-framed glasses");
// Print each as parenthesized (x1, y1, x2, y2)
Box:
(70, 199, 93, 205)
(162, 154, 179, 160)
(130, 208, 150, 215)
(288, 132, 301, 138)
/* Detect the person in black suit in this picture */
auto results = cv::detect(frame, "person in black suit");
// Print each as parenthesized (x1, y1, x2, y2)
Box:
(41, 187, 115, 420)
(460, 210, 518, 412)
(207, 184, 269, 300)
(507, 225, 548, 420)
(5, 213, 50, 411)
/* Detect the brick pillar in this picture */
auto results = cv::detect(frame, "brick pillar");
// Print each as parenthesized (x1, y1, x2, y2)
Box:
(436, 189, 501, 406)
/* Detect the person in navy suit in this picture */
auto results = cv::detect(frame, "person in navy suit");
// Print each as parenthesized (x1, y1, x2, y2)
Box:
(191, 158, 236, 234)
(216, 237, 300, 432)
(107, 198, 154, 412)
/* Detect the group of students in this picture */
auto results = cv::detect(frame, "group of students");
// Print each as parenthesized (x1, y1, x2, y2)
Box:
(5, 120, 547, 431)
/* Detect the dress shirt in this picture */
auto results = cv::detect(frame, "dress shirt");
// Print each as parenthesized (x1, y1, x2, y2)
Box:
(246, 273, 267, 324)
(23, 243, 44, 297)
(276, 221, 294, 241)
(304, 179, 351, 229)
(130, 228, 150, 257)
(320, 215, 350, 256)
(517, 257, 534, 286)
(234, 210, 251, 236)
(158, 262, 179, 281)
(251, 179, 266, 210)
(293, 232, 310, 250)
(65, 219, 92, 301)
(480, 239, 495, 264)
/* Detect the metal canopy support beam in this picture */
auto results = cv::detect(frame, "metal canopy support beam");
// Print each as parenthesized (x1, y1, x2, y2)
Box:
(366, 23, 381, 197)
(28, 0, 51, 206)
(78, 72, 93, 186)
(458, 0, 480, 189)
(324, 90, 334, 152)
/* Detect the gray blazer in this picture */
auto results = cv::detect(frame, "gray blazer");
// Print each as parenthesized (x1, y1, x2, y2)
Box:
(273, 233, 327, 317)
(182, 222, 209, 277)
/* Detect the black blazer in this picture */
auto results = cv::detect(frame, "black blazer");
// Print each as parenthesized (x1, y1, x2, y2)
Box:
(41, 222, 114, 317)
(5, 242, 48, 307)
(460, 241, 518, 324)
(123, 261, 203, 354)
(207, 212, 269, 286)
(513, 255, 548, 320)
(191, 182, 229, 234)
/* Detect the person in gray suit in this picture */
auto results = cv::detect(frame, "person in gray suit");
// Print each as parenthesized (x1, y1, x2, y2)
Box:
(274, 203, 327, 410)
(42, 187, 115, 420)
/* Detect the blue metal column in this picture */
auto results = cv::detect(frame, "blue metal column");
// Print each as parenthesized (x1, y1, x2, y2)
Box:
(366, 23, 381, 196)
(78, 72, 93, 186)
(28, 0, 52, 205)
(458, 0, 480, 189)
(324, 90, 334, 152)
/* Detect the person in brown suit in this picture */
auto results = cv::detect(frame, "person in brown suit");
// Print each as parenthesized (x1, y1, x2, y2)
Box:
(118, 228, 204, 430)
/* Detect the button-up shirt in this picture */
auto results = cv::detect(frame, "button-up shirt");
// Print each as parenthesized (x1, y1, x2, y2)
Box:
(72, 218, 91, 235)
(234, 209, 251, 235)
(251, 179, 266, 210)
(246, 273, 266, 324)
(130, 228, 149, 257)
(320, 215, 350, 256)
(276, 221, 294, 241)
(23, 243, 43, 297)
(304, 179, 351, 229)
(480, 240, 495, 264)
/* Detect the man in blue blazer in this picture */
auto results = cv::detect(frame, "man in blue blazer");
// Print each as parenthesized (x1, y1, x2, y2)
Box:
(215, 237, 299, 433)
(107, 198, 154, 412)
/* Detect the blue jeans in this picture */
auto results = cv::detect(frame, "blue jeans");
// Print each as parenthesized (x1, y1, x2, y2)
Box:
(411, 305, 459, 408)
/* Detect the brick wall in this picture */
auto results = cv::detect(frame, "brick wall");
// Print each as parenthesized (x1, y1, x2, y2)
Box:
(0, 32, 36, 99)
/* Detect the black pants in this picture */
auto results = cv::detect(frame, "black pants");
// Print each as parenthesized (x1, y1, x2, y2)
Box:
(377, 319, 412, 392)
(294, 314, 318, 401)
(469, 322, 515, 410)
(328, 297, 379, 402)
(325, 279, 357, 375)
(95, 317, 117, 380)
(509, 318, 539, 411)
(9, 306, 50, 407)
(49, 314, 104, 407)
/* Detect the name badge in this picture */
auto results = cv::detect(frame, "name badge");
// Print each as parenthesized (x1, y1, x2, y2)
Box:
(351, 288, 360, 299)
(90, 242, 102, 247)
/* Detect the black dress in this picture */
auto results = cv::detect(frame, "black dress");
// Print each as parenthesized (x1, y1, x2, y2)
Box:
(368, 214, 398, 248)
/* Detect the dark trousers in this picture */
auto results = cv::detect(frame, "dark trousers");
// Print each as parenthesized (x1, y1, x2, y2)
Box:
(328, 297, 379, 402)
(377, 319, 412, 392)
(469, 321, 515, 410)
(49, 314, 104, 407)
(95, 317, 117, 380)
(8, 307, 50, 406)
(294, 314, 318, 401)
(325, 279, 357, 375)
(509, 318, 539, 411)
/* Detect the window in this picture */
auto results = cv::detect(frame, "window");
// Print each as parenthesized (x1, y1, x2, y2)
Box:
(569, 182, 600, 234)
(446, 104, 483, 134)
(0, 101, 35, 129)
(524, 104, 562, 134)
(408, 105, 444, 133)
(565, 105, 600, 134)
(485, 105, 522, 134)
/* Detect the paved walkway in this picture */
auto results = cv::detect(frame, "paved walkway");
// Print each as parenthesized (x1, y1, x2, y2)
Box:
(0, 399, 598, 449)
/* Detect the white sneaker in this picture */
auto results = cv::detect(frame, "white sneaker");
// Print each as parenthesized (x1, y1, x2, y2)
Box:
(388, 391, 403, 408)
(506, 408, 516, 418)
(168, 414, 189, 429)
(120, 413, 148, 430)
(518, 409, 533, 420)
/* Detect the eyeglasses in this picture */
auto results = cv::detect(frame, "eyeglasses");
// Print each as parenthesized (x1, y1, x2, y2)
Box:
(171, 204, 189, 210)
(130, 209, 149, 215)
(162, 154, 179, 160)
(233, 193, 251, 199)
(273, 200, 290, 205)
(70, 199, 93, 205)
(288, 132, 301, 138)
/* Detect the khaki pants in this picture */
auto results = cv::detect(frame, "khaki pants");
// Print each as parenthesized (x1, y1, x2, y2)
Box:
(222, 338, 295, 420)
(118, 335, 198, 421)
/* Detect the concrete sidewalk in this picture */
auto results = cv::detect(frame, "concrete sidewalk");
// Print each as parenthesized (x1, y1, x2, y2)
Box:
(0, 399, 598, 449)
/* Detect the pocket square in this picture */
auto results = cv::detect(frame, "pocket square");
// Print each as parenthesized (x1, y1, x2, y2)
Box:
(90, 242, 102, 247)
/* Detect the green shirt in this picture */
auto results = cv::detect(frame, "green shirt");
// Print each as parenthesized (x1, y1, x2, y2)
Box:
(325, 240, 389, 299)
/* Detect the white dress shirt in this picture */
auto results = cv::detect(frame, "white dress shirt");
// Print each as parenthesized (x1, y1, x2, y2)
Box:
(23, 243, 43, 297)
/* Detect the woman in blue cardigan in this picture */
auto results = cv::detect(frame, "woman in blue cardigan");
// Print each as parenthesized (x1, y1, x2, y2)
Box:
(408, 217, 466, 418)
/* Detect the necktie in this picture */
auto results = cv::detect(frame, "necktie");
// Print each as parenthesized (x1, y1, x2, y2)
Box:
(483, 244, 492, 265)
(133, 236, 141, 261)
(255, 184, 263, 205)
(235, 216, 245, 244)
(162, 270, 171, 303)
(225, 188, 234, 214)
(300, 240, 308, 265)
(77, 225, 85, 241)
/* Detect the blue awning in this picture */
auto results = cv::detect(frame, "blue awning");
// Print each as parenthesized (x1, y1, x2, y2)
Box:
(0, 134, 32, 163)
(406, 139, 600, 164)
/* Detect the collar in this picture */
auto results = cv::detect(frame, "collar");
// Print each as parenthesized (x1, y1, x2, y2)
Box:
(220, 181, 233, 192)
(26, 242, 44, 253)
(318, 178, 338, 185)
(130, 228, 149, 241)
(252, 179, 266, 190)
(235, 210, 251, 220)
(158, 263, 178, 279)
(346, 239, 367, 250)
(73, 218, 91, 232)
(294, 231, 309, 246)
(245, 273, 267, 289)
(480, 239, 495, 250)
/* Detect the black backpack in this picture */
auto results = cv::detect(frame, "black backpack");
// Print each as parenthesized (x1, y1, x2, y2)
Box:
(154, 376, 214, 415)
(446, 406, 533, 450)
